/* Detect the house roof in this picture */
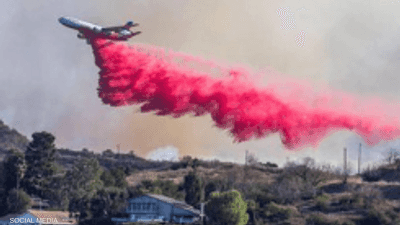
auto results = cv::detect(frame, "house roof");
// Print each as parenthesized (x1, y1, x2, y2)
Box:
(144, 194, 201, 215)
(146, 194, 185, 205)
(30, 198, 50, 208)
(28, 210, 77, 225)
(0, 212, 34, 221)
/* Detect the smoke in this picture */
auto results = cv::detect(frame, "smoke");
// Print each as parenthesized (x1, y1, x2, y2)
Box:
(89, 38, 400, 150)
(3, 0, 400, 167)
(147, 145, 180, 161)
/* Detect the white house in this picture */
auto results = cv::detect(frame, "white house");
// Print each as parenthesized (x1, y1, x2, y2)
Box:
(112, 194, 201, 224)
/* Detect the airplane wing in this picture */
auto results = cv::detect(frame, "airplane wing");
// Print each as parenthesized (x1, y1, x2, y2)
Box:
(102, 23, 139, 32)
(102, 27, 123, 33)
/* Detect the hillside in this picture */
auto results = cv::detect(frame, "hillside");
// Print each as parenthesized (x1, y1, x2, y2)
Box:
(1, 119, 400, 224)
(0, 120, 29, 159)
(126, 161, 400, 225)
(55, 148, 172, 171)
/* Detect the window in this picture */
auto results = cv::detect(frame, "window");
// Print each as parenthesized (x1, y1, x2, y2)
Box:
(132, 203, 137, 210)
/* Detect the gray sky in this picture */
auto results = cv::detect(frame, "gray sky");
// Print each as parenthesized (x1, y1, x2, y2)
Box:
(2, 0, 400, 171)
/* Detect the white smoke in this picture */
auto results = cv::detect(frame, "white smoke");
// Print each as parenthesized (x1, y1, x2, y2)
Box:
(146, 145, 180, 162)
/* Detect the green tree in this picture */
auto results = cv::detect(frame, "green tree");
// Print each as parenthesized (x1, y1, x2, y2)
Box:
(205, 190, 249, 225)
(246, 200, 258, 225)
(6, 189, 31, 213)
(205, 181, 218, 201)
(102, 149, 114, 157)
(110, 167, 127, 188)
(3, 149, 26, 193)
(153, 180, 184, 200)
(66, 158, 104, 220)
(44, 175, 70, 210)
(22, 132, 58, 197)
(90, 187, 128, 218)
(100, 170, 116, 187)
(183, 171, 202, 206)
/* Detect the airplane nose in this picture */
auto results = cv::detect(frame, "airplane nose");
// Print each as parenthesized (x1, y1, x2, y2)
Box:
(58, 17, 66, 24)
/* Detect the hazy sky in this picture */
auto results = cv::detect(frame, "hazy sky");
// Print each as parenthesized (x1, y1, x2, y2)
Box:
(2, 0, 400, 171)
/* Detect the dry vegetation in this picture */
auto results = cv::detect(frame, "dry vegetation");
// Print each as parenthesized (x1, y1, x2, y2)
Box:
(126, 163, 278, 187)
(125, 157, 400, 225)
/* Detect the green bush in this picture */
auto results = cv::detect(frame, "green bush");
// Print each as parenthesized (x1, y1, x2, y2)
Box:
(355, 207, 394, 225)
(306, 214, 340, 225)
(338, 195, 356, 210)
(315, 194, 330, 211)
(205, 190, 249, 225)
(264, 202, 292, 222)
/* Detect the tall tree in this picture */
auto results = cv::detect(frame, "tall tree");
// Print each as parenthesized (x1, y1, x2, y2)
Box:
(6, 189, 31, 214)
(205, 190, 249, 225)
(66, 158, 104, 220)
(183, 171, 202, 206)
(204, 181, 219, 201)
(110, 167, 127, 188)
(100, 170, 116, 187)
(3, 149, 26, 193)
(22, 132, 58, 197)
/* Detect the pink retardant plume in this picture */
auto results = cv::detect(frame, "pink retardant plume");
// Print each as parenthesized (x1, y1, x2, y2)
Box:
(89, 38, 400, 150)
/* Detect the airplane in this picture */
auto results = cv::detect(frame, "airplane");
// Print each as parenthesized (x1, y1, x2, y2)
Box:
(58, 16, 141, 43)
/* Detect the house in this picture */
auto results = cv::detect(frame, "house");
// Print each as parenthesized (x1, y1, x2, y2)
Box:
(0, 210, 77, 225)
(0, 212, 39, 225)
(29, 210, 77, 225)
(112, 194, 201, 224)
(30, 197, 50, 210)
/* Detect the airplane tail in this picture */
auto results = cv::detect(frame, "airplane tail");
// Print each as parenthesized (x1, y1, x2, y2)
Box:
(125, 21, 139, 29)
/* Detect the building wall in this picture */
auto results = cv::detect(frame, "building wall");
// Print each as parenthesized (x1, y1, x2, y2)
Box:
(126, 196, 173, 222)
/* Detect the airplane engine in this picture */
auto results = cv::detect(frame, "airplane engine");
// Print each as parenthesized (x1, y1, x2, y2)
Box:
(93, 27, 102, 33)
(77, 33, 85, 39)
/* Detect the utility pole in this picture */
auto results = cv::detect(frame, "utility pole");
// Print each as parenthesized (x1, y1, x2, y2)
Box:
(200, 202, 205, 225)
(358, 143, 362, 175)
(117, 143, 121, 161)
(245, 150, 248, 166)
(344, 147, 348, 184)
(244, 150, 249, 183)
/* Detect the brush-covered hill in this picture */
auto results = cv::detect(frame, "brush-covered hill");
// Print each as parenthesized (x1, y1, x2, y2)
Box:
(126, 159, 400, 225)
(0, 120, 29, 159)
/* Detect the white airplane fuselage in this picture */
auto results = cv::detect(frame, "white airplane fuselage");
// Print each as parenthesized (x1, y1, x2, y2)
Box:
(58, 16, 141, 42)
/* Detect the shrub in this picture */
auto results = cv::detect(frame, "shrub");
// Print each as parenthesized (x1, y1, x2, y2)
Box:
(205, 190, 249, 225)
(315, 194, 330, 211)
(352, 186, 382, 208)
(338, 195, 355, 210)
(263, 202, 292, 222)
(306, 214, 340, 225)
(356, 207, 393, 225)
